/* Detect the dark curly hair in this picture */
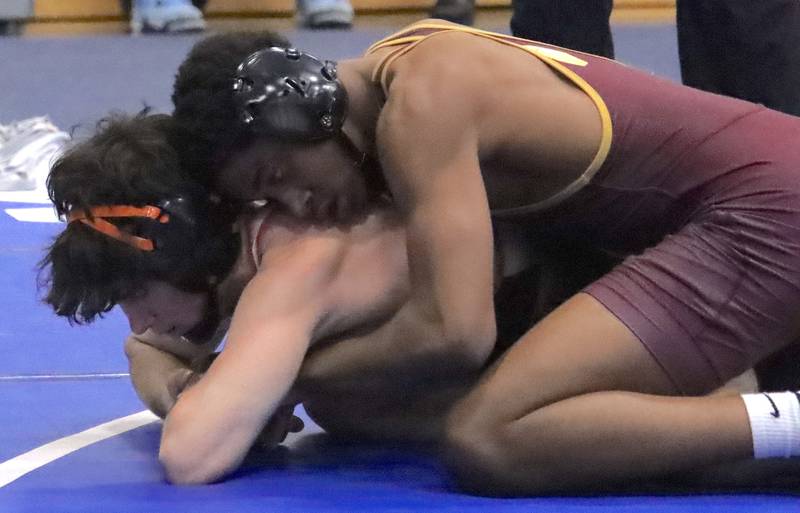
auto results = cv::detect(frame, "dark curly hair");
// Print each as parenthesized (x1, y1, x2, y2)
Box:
(39, 112, 239, 324)
(172, 30, 290, 187)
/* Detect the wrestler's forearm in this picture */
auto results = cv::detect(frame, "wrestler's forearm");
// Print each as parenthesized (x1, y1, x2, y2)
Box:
(159, 268, 320, 485)
(160, 326, 310, 484)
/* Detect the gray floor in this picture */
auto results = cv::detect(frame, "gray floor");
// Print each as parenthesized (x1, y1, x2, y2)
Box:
(0, 17, 679, 135)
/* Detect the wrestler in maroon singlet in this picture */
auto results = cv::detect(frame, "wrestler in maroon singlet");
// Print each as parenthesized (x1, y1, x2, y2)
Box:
(368, 23, 800, 394)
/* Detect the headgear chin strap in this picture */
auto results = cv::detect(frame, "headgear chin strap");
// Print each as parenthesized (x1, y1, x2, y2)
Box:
(233, 46, 349, 140)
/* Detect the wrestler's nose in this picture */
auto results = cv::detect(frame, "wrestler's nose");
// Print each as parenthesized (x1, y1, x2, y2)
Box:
(130, 314, 152, 335)
(280, 188, 314, 218)
(123, 305, 155, 335)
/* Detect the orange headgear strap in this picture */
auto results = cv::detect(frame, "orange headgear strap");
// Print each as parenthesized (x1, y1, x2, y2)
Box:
(67, 205, 170, 252)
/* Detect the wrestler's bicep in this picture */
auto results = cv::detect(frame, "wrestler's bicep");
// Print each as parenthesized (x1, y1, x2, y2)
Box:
(377, 72, 496, 362)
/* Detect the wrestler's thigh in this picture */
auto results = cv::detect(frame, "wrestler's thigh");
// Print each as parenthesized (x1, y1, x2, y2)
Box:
(456, 292, 677, 425)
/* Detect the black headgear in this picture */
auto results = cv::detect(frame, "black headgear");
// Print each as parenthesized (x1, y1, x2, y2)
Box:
(232, 46, 348, 140)
(146, 190, 210, 265)
(68, 185, 212, 270)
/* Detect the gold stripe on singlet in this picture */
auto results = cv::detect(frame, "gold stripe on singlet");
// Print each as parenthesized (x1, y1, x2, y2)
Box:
(365, 21, 614, 216)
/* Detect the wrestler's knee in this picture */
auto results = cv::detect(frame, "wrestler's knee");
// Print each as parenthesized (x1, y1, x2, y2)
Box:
(443, 398, 555, 495)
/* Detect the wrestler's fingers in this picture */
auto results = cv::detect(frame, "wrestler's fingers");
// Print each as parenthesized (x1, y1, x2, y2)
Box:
(289, 415, 304, 433)
(255, 405, 301, 450)
(166, 368, 195, 400)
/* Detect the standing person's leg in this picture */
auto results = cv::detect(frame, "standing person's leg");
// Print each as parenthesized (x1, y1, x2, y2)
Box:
(510, 0, 614, 58)
(129, 0, 206, 34)
(297, 0, 353, 28)
(120, 0, 207, 10)
(677, 0, 800, 116)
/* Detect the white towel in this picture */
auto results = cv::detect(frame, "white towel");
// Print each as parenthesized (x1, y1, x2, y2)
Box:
(0, 116, 70, 193)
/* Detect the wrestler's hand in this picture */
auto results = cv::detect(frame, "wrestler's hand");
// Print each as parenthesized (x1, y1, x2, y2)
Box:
(253, 403, 305, 450)
(165, 350, 220, 403)
(165, 367, 203, 405)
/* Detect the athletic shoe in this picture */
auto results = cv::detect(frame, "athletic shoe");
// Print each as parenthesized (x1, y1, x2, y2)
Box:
(297, 0, 353, 29)
(130, 0, 206, 34)
(0, 117, 69, 192)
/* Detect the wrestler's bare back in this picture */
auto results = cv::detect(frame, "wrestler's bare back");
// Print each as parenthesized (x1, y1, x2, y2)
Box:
(258, 208, 411, 339)
(124, 207, 406, 371)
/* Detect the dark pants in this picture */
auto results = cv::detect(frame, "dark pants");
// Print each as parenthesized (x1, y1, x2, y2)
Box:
(511, 0, 800, 116)
(511, 0, 614, 58)
(677, 0, 800, 116)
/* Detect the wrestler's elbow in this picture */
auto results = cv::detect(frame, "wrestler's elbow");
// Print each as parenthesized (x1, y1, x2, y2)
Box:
(158, 413, 240, 485)
(437, 311, 496, 370)
(159, 438, 233, 485)
(159, 448, 208, 485)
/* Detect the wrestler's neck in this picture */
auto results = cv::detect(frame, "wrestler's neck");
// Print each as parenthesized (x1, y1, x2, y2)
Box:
(336, 56, 385, 158)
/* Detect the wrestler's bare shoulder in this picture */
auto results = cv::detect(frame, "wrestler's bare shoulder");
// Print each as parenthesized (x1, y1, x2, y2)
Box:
(382, 25, 555, 93)
(376, 23, 596, 144)
(375, 24, 603, 211)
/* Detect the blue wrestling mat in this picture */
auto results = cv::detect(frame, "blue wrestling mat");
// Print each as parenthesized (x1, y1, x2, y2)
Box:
(0, 18, 797, 513)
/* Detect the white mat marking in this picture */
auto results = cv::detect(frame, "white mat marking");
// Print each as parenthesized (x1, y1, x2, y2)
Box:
(4, 207, 60, 223)
(0, 410, 159, 488)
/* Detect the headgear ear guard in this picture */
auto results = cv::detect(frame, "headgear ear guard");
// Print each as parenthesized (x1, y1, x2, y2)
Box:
(232, 46, 349, 140)
(67, 186, 212, 270)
